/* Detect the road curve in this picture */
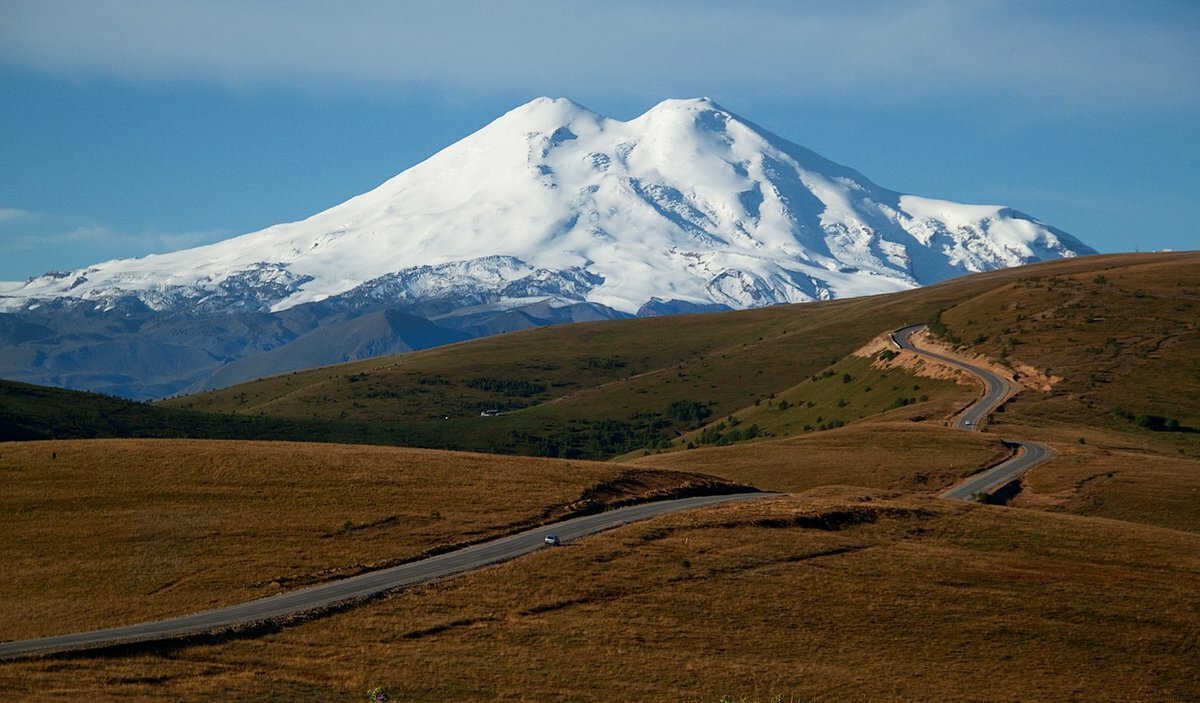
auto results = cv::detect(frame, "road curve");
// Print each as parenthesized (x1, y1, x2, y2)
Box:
(939, 441, 1053, 500)
(0, 491, 780, 660)
(891, 324, 1013, 431)
(890, 324, 1051, 500)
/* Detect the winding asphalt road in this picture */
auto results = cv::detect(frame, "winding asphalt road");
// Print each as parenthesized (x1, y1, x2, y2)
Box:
(0, 492, 777, 660)
(890, 324, 1052, 500)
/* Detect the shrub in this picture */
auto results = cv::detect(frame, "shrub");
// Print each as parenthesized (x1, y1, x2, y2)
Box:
(1135, 414, 1177, 432)
(1136, 414, 1163, 431)
(927, 310, 948, 336)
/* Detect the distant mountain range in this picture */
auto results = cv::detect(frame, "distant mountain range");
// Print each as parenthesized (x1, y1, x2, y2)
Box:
(0, 97, 1095, 399)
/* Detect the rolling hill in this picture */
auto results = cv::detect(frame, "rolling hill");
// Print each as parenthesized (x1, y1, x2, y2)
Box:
(164, 252, 1200, 461)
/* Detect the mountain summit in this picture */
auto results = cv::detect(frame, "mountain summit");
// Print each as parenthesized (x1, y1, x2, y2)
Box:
(0, 98, 1097, 398)
(2, 97, 1094, 317)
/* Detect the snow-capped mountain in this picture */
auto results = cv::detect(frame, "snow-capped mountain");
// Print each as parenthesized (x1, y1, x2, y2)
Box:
(0, 97, 1096, 399)
(1, 97, 1094, 317)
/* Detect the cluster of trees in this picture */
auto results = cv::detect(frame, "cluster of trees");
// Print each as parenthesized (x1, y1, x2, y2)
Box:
(694, 420, 760, 446)
(579, 356, 627, 370)
(666, 399, 711, 423)
(467, 377, 547, 397)
(1113, 407, 1184, 432)
(887, 395, 928, 410)
(506, 416, 670, 458)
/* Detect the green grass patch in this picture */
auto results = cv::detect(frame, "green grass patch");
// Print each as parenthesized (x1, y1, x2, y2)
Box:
(669, 355, 966, 450)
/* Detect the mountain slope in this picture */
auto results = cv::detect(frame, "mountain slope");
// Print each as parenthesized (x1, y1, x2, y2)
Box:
(2, 97, 1093, 317)
(0, 299, 467, 398)
(192, 308, 469, 392)
(165, 253, 1195, 460)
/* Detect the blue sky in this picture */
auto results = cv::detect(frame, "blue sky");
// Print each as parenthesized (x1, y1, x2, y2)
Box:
(1, 0, 1197, 281)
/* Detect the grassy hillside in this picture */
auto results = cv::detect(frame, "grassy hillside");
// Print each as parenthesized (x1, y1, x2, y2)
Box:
(0, 378, 338, 442)
(627, 353, 971, 458)
(0, 439, 743, 641)
(163, 252, 1200, 459)
(933, 254, 1200, 440)
(4, 489, 1196, 700)
(0, 378, 486, 447)
(632, 422, 1009, 495)
(907, 253, 1200, 529)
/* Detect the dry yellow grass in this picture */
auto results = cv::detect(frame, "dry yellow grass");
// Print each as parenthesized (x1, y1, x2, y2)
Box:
(0, 438, 731, 642)
(1009, 442, 1200, 534)
(3, 489, 1196, 701)
(938, 253, 1200, 445)
(632, 422, 1009, 495)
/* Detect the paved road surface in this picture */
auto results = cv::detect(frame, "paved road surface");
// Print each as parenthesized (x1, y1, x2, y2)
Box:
(0, 491, 779, 660)
(938, 441, 1052, 500)
(890, 324, 1051, 500)
(891, 324, 1012, 431)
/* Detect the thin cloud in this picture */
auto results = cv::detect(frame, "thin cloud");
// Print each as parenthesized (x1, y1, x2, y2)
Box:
(1, 0, 1195, 113)
(2, 224, 231, 252)
(0, 208, 35, 224)
(0, 212, 233, 279)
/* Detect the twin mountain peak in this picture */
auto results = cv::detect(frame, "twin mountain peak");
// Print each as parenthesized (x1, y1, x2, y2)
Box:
(3, 96, 1094, 317)
(0, 97, 1096, 398)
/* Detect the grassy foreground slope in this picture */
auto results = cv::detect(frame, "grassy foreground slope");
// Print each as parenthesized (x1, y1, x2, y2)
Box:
(0, 439, 743, 641)
(4, 490, 1196, 701)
